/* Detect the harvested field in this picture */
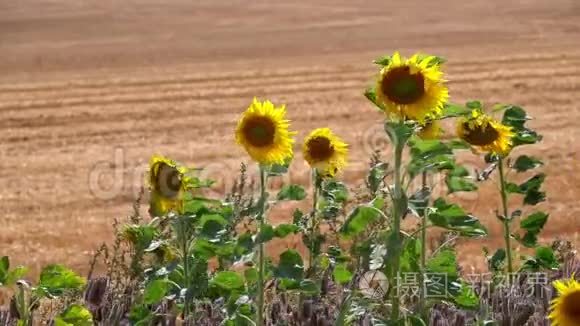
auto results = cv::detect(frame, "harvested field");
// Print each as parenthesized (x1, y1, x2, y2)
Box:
(1, 0, 580, 275)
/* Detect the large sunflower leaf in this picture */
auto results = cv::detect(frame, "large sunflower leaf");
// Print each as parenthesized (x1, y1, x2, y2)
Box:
(428, 198, 487, 237)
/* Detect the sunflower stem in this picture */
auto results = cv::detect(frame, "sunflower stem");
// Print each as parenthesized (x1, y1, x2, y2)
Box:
(498, 156, 514, 274)
(419, 170, 429, 317)
(180, 216, 192, 319)
(257, 166, 267, 326)
(308, 169, 321, 276)
(389, 129, 406, 321)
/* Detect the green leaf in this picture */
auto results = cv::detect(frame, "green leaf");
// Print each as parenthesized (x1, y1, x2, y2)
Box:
(428, 199, 488, 237)
(129, 304, 153, 326)
(502, 105, 542, 147)
(276, 184, 306, 201)
(520, 212, 548, 234)
(426, 248, 460, 298)
(5, 266, 27, 286)
(244, 268, 258, 285)
(521, 246, 559, 271)
(446, 165, 478, 194)
(427, 248, 458, 279)
(502, 106, 528, 129)
(374, 54, 391, 66)
(367, 162, 388, 194)
(333, 263, 353, 285)
(441, 103, 471, 118)
(54, 304, 93, 326)
(274, 224, 300, 238)
(256, 224, 275, 243)
(268, 157, 293, 176)
(211, 271, 245, 291)
(340, 205, 381, 237)
(299, 279, 320, 295)
(321, 180, 349, 203)
(199, 214, 228, 238)
(513, 155, 543, 172)
(453, 282, 479, 309)
(364, 87, 378, 105)
(143, 279, 168, 304)
(505, 174, 546, 206)
(399, 238, 421, 274)
(275, 250, 304, 281)
(489, 249, 506, 272)
(0, 256, 9, 285)
(535, 246, 559, 269)
(384, 121, 413, 146)
(38, 264, 86, 297)
(466, 100, 483, 110)
(409, 138, 452, 160)
(121, 224, 158, 251)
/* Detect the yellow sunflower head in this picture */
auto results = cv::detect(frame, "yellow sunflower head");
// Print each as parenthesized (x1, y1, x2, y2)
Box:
(550, 277, 580, 326)
(235, 98, 295, 165)
(456, 110, 514, 157)
(375, 52, 449, 122)
(302, 128, 348, 177)
(417, 120, 444, 140)
(148, 154, 187, 216)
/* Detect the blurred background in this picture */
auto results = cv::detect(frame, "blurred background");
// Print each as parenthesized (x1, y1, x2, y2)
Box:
(1, 0, 579, 275)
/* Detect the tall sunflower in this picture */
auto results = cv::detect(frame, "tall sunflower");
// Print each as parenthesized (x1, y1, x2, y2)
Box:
(457, 110, 514, 156)
(302, 128, 348, 177)
(417, 120, 443, 140)
(375, 52, 448, 122)
(550, 277, 580, 326)
(148, 155, 187, 216)
(236, 98, 295, 165)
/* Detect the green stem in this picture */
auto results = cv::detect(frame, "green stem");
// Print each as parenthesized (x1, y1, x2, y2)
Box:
(390, 137, 405, 321)
(308, 169, 320, 276)
(257, 166, 267, 326)
(498, 157, 514, 274)
(419, 171, 428, 316)
(181, 217, 191, 318)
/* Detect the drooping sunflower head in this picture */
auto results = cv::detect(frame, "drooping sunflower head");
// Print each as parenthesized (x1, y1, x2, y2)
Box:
(456, 110, 514, 157)
(148, 155, 187, 216)
(417, 120, 444, 140)
(550, 277, 580, 326)
(375, 52, 449, 122)
(236, 98, 295, 165)
(302, 128, 348, 177)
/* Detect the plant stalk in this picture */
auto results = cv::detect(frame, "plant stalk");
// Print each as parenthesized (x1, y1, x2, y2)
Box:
(257, 166, 267, 326)
(419, 171, 428, 316)
(390, 136, 405, 321)
(308, 169, 320, 276)
(181, 217, 192, 318)
(498, 157, 514, 274)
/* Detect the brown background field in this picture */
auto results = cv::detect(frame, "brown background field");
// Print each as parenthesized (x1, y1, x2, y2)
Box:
(1, 0, 580, 276)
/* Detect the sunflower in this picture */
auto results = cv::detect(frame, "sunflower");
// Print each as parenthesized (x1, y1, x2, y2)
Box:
(235, 98, 295, 165)
(375, 52, 449, 122)
(302, 128, 348, 177)
(456, 110, 514, 156)
(417, 120, 443, 140)
(549, 277, 580, 326)
(148, 155, 187, 216)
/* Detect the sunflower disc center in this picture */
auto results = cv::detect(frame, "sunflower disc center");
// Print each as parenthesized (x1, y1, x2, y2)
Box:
(307, 136, 334, 162)
(156, 163, 182, 198)
(243, 116, 276, 147)
(563, 291, 580, 321)
(463, 122, 500, 146)
(382, 66, 425, 104)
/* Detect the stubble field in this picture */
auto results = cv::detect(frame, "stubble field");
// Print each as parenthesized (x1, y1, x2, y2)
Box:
(1, 0, 580, 275)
